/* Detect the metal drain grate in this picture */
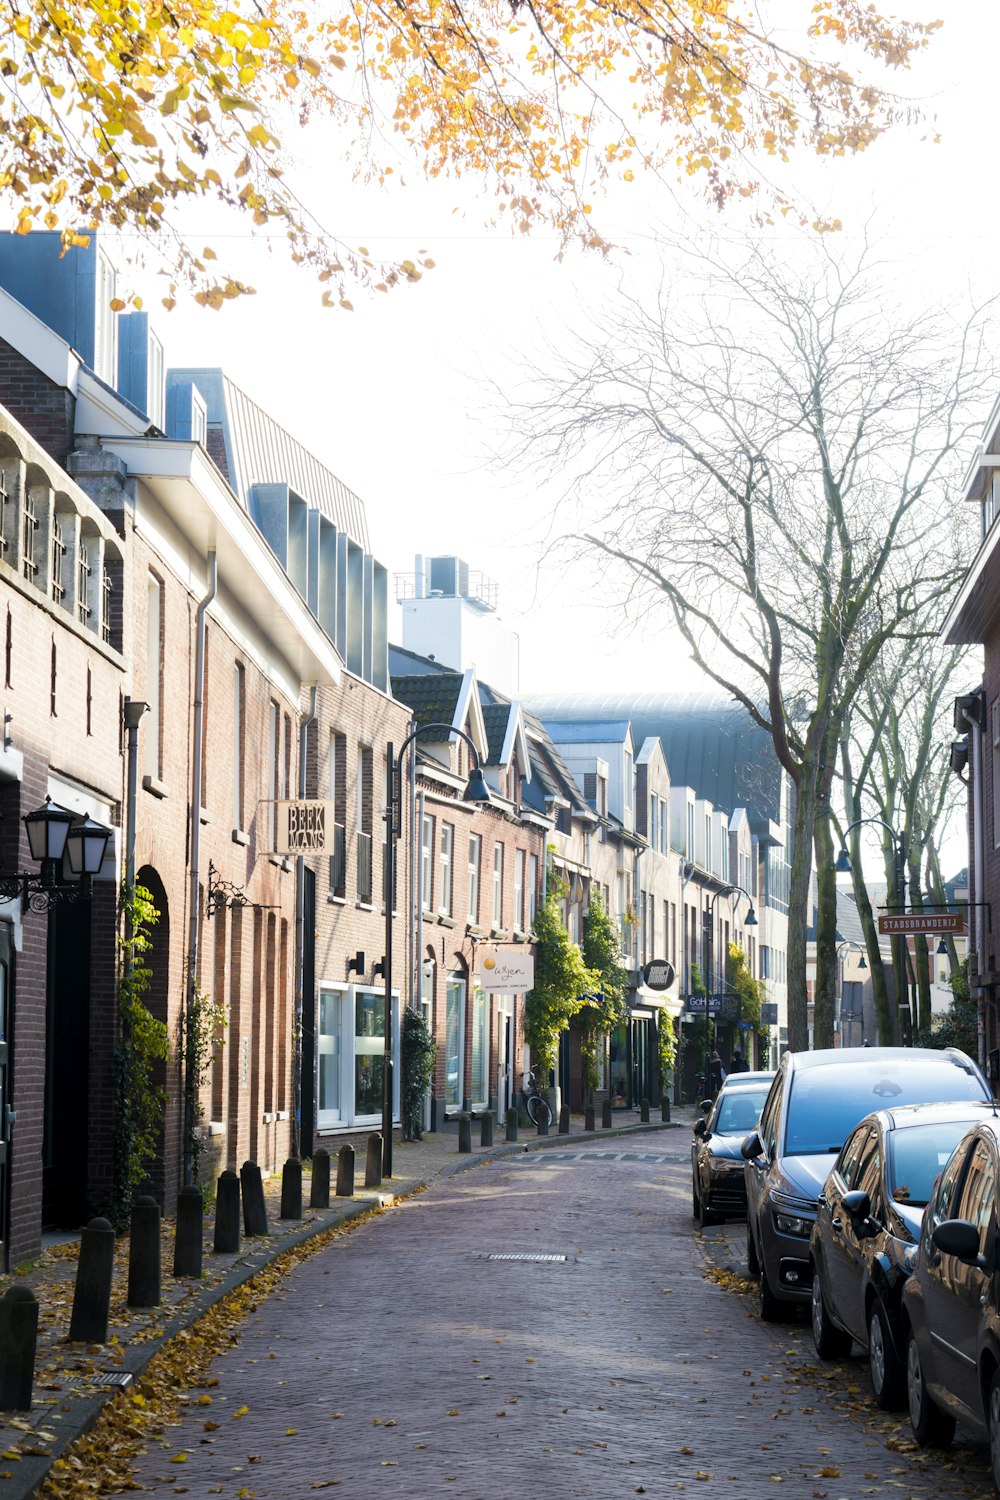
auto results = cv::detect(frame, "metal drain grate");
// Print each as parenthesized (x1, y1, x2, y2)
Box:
(487, 1252, 566, 1263)
(59, 1370, 134, 1391)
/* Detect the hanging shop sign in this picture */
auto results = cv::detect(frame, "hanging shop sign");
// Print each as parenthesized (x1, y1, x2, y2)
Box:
(685, 993, 741, 1021)
(641, 959, 676, 991)
(478, 952, 535, 993)
(271, 799, 335, 855)
(877, 912, 965, 936)
(760, 1003, 779, 1026)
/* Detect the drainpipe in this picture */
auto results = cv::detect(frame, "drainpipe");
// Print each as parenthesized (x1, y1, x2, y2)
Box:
(292, 686, 318, 1160)
(183, 550, 218, 1188)
(963, 698, 987, 1073)
(122, 698, 149, 983)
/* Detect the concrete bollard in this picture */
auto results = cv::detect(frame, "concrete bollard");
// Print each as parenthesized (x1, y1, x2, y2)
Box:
(584, 1105, 596, 1132)
(280, 1158, 303, 1220)
(480, 1112, 494, 1148)
(505, 1110, 518, 1144)
(457, 1115, 473, 1154)
(558, 1104, 570, 1135)
(640, 1098, 650, 1123)
(127, 1196, 161, 1309)
(661, 1097, 671, 1123)
(241, 1161, 269, 1237)
(336, 1143, 355, 1197)
(365, 1133, 383, 1187)
(310, 1148, 331, 1209)
(173, 1185, 203, 1278)
(69, 1217, 116, 1343)
(602, 1100, 613, 1129)
(536, 1110, 549, 1137)
(214, 1170, 241, 1253)
(0, 1286, 39, 1410)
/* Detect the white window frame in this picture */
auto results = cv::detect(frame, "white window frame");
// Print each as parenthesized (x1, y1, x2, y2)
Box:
(440, 822, 454, 916)
(468, 833, 482, 922)
(421, 814, 434, 912)
(492, 842, 504, 928)
(514, 848, 525, 932)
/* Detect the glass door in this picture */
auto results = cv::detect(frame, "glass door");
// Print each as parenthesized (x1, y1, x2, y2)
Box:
(471, 987, 490, 1110)
(444, 976, 465, 1113)
(317, 987, 343, 1127)
(354, 989, 386, 1123)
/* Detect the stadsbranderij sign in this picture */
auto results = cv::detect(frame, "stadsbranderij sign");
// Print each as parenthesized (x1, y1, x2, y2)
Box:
(877, 912, 965, 936)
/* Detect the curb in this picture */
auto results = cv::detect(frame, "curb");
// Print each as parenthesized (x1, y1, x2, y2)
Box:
(1, 1119, 680, 1499)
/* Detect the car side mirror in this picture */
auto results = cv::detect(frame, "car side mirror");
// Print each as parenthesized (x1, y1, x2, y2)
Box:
(700, 1099, 713, 1114)
(693, 1119, 707, 1138)
(741, 1130, 763, 1161)
(842, 1189, 871, 1220)
(932, 1219, 983, 1265)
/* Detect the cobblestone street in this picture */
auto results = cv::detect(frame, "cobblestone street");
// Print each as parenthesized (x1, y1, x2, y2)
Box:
(126, 1135, 993, 1499)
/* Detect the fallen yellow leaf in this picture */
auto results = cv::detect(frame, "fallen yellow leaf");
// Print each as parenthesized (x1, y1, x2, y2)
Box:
(233, 1405, 250, 1419)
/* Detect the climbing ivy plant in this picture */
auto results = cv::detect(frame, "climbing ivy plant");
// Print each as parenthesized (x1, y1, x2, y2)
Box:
(182, 978, 227, 1182)
(112, 882, 167, 1229)
(728, 940, 765, 1063)
(578, 891, 629, 1100)
(525, 871, 596, 1081)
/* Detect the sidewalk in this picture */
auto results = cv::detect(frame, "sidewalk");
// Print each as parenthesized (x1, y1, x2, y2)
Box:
(0, 1106, 692, 1500)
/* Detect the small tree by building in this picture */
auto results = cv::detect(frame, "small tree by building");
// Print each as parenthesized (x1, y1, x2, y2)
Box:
(525, 872, 597, 1084)
(728, 941, 764, 1069)
(578, 891, 629, 1103)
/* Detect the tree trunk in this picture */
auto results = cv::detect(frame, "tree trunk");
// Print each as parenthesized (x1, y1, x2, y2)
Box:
(850, 869, 894, 1045)
(786, 769, 816, 1052)
(813, 804, 838, 1050)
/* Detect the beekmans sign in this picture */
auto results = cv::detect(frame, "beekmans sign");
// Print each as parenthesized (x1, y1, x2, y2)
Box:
(477, 953, 535, 993)
(271, 799, 334, 855)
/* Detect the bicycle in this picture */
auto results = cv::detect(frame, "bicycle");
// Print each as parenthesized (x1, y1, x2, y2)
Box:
(522, 1068, 554, 1128)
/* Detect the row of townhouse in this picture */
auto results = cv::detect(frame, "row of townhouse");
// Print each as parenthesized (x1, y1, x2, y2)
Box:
(0, 234, 795, 1269)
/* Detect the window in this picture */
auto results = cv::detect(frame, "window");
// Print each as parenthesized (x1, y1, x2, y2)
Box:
(51, 518, 66, 604)
(514, 849, 525, 932)
(445, 976, 465, 1111)
(439, 823, 454, 916)
(955, 1139, 997, 1255)
(77, 540, 91, 625)
(328, 731, 347, 899)
(102, 566, 113, 644)
(233, 665, 245, 830)
(686, 803, 695, 858)
(49, 638, 57, 716)
(468, 834, 482, 922)
(649, 794, 657, 851)
(268, 702, 280, 849)
(354, 990, 387, 1120)
(660, 801, 668, 854)
(21, 490, 38, 581)
(528, 853, 539, 924)
(0, 466, 9, 562)
(471, 988, 489, 1108)
(145, 575, 162, 780)
(357, 745, 373, 902)
(623, 750, 633, 815)
(421, 814, 434, 912)
(492, 842, 504, 927)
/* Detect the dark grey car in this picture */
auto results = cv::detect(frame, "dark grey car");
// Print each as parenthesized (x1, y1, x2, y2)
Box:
(742, 1047, 990, 1323)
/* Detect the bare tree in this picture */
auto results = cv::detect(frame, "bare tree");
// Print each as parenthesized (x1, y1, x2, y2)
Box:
(840, 644, 972, 1040)
(505, 233, 992, 1050)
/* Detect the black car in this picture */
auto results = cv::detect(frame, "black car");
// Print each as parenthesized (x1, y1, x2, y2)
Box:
(691, 1078, 773, 1228)
(902, 1114, 1000, 1490)
(810, 1101, 995, 1408)
(742, 1046, 990, 1323)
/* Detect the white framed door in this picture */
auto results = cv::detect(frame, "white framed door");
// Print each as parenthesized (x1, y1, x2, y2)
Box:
(317, 985, 345, 1128)
(444, 975, 465, 1114)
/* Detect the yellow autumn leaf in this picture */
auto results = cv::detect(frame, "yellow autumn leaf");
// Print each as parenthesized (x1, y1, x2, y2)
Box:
(170, 1453, 188, 1464)
(233, 1405, 250, 1418)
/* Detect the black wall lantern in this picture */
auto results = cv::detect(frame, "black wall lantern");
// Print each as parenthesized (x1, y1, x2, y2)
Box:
(1, 796, 112, 910)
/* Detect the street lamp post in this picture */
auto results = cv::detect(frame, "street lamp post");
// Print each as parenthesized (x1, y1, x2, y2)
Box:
(701, 883, 757, 1095)
(836, 941, 868, 1047)
(836, 818, 908, 1044)
(382, 722, 492, 1176)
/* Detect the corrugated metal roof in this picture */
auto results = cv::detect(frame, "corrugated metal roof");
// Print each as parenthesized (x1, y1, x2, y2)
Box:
(540, 719, 631, 744)
(171, 367, 370, 549)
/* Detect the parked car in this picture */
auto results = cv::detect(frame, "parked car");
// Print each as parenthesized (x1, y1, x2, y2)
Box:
(691, 1077, 774, 1228)
(697, 1071, 773, 1111)
(901, 1113, 1000, 1487)
(742, 1047, 990, 1323)
(810, 1101, 995, 1408)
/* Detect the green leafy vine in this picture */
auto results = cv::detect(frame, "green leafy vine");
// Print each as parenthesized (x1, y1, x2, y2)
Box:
(112, 883, 167, 1230)
(525, 869, 596, 1080)
(182, 977, 227, 1182)
(401, 1005, 436, 1140)
(578, 891, 629, 1100)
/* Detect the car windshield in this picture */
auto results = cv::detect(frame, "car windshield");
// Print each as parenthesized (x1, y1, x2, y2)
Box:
(714, 1089, 769, 1136)
(888, 1120, 980, 1208)
(783, 1059, 988, 1157)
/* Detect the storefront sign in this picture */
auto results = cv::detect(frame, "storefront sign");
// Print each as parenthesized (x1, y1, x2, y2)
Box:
(271, 799, 334, 855)
(877, 912, 965, 936)
(478, 952, 535, 993)
(641, 959, 675, 991)
(761, 1002, 779, 1026)
(685, 993, 741, 1021)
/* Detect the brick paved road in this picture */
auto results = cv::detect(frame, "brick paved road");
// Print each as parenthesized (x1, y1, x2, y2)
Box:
(128, 1136, 992, 1498)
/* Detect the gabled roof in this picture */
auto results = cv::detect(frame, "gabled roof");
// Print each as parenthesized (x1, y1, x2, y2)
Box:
(391, 666, 488, 760)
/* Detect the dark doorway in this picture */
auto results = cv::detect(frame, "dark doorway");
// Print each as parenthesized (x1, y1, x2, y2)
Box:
(137, 866, 169, 1204)
(43, 898, 91, 1229)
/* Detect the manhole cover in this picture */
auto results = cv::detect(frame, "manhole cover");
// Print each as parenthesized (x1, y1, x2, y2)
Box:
(487, 1252, 566, 1263)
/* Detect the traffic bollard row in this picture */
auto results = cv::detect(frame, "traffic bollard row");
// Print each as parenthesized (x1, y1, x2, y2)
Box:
(311, 1148, 331, 1208)
(365, 1132, 383, 1187)
(336, 1143, 355, 1197)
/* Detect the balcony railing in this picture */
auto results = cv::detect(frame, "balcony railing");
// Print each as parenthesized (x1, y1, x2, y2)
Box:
(329, 821, 346, 898)
(357, 831, 373, 904)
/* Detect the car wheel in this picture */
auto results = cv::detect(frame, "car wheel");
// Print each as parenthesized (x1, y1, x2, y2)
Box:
(759, 1259, 785, 1323)
(988, 1367, 1000, 1495)
(698, 1191, 717, 1230)
(868, 1297, 905, 1410)
(907, 1330, 956, 1448)
(811, 1271, 851, 1359)
(746, 1224, 760, 1278)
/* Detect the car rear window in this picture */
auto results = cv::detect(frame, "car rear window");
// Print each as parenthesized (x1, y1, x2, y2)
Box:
(888, 1119, 981, 1208)
(783, 1059, 988, 1157)
(715, 1089, 769, 1135)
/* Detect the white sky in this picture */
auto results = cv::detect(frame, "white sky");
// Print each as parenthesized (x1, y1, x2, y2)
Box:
(113, 1, 996, 868)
